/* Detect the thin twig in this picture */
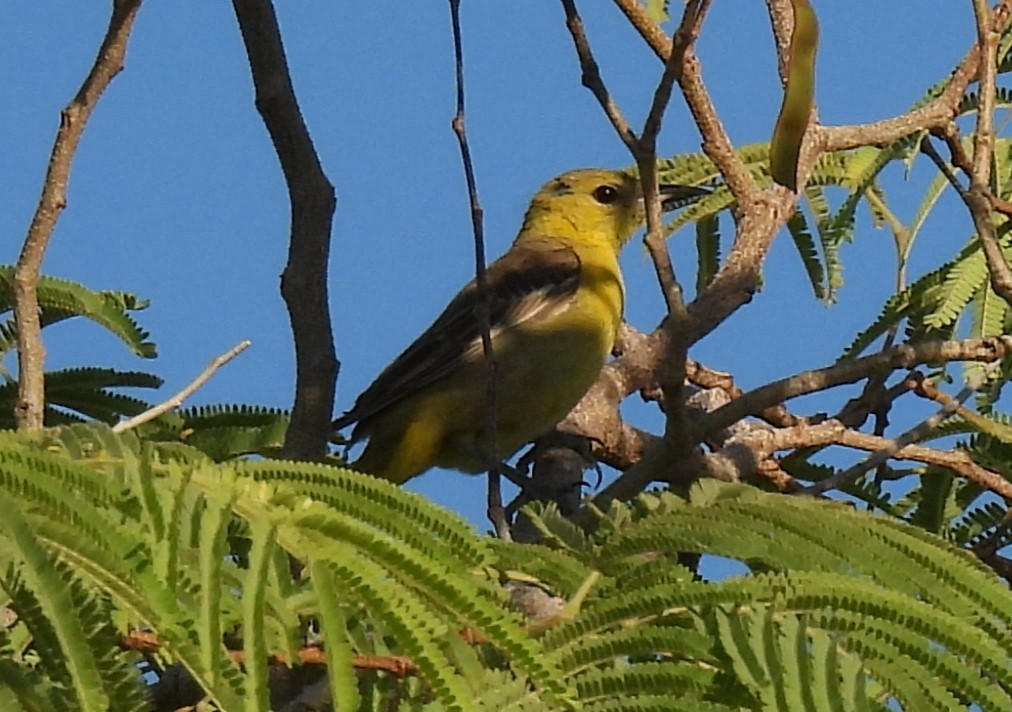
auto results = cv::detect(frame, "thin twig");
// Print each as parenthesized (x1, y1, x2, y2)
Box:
(706, 416, 1012, 501)
(611, 0, 756, 198)
(698, 337, 1011, 439)
(920, 135, 972, 203)
(122, 630, 417, 676)
(560, 0, 639, 153)
(638, 0, 710, 318)
(13, 0, 144, 431)
(232, 0, 338, 461)
(800, 364, 997, 495)
(631, 1, 713, 478)
(448, 0, 509, 541)
(112, 341, 251, 433)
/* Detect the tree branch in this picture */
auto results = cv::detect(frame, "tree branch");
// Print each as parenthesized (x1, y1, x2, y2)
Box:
(112, 341, 251, 433)
(563, 1, 1012, 513)
(698, 337, 1012, 438)
(816, 0, 1012, 152)
(12, 0, 144, 431)
(800, 368, 991, 495)
(560, 0, 639, 152)
(639, 0, 710, 318)
(448, 0, 509, 540)
(231, 0, 338, 461)
(753, 419, 1012, 501)
(967, 0, 1012, 304)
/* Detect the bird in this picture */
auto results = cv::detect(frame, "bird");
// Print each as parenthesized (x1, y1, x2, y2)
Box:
(333, 168, 707, 484)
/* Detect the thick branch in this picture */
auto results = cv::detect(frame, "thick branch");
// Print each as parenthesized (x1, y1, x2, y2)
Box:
(232, 0, 338, 461)
(12, 0, 144, 431)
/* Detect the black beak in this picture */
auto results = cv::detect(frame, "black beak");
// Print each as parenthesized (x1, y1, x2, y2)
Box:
(659, 183, 710, 212)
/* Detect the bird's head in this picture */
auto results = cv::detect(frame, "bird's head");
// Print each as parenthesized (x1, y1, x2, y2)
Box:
(519, 168, 706, 251)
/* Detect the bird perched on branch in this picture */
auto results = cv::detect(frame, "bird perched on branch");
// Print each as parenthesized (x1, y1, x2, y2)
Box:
(333, 168, 706, 484)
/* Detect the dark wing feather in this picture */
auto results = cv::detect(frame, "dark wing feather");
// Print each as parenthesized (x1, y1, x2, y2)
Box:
(334, 243, 581, 431)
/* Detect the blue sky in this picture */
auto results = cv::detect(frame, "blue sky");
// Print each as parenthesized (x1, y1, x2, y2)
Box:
(1, 2, 985, 535)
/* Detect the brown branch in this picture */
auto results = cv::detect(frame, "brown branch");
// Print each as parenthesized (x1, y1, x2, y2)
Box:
(560, 0, 639, 152)
(612, 1, 1012, 350)
(938, 122, 975, 176)
(779, 420, 1012, 501)
(968, 0, 1012, 305)
(764, 0, 795, 76)
(112, 341, 251, 433)
(920, 134, 972, 203)
(448, 0, 509, 541)
(566, 2, 1012, 511)
(122, 631, 417, 676)
(609, 0, 756, 199)
(639, 1, 710, 318)
(801, 368, 990, 495)
(231, 0, 338, 461)
(675, 6, 800, 344)
(632, 4, 711, 470)
(694, 417, 1012, 501)
(612, 0, 672, 59)
(686, 358, 804, 428)
(12, 0, 144, 431)
(698, 337, 1012, 438)
(615, 0, 1004, 348)
(817, 0, 1012, 152)
(571, 337, 1009, 511)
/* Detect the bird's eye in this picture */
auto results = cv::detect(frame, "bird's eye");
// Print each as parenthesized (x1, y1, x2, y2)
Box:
(592, 185, 620, 204)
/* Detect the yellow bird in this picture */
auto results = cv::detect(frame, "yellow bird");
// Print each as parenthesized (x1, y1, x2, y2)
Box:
(333, 169, 706, 483)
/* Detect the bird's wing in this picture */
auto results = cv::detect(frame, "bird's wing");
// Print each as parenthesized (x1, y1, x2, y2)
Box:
(334, 243, 582, 430)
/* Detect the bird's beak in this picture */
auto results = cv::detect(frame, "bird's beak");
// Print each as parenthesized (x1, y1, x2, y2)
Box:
(658, 183, 710, 212)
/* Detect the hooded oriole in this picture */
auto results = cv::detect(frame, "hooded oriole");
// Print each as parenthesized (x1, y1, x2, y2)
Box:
(334, 168, 705, 483)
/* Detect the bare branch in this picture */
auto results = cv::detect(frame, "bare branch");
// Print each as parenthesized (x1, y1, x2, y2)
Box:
(563, 1, 1012, 513)
(611, 0, 758, 198)
(719, 418, 1012, 501)
(801, 366, 993, 495)
(639, 1, 710, 317)
(817, 0, 1012, 152)
(699, 337, 1012, 438)
(13, 0, 144, 431)
(112, 341, 252, 433)
(232, 0, 338, 461)
(448, 0, 509, 540)
(688, 215, 781, 344)
(560, 0, 639, 152)
(764, 0, 795, 76)
(967, 0, 1012, 304)
(920, 134, 972, 203)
